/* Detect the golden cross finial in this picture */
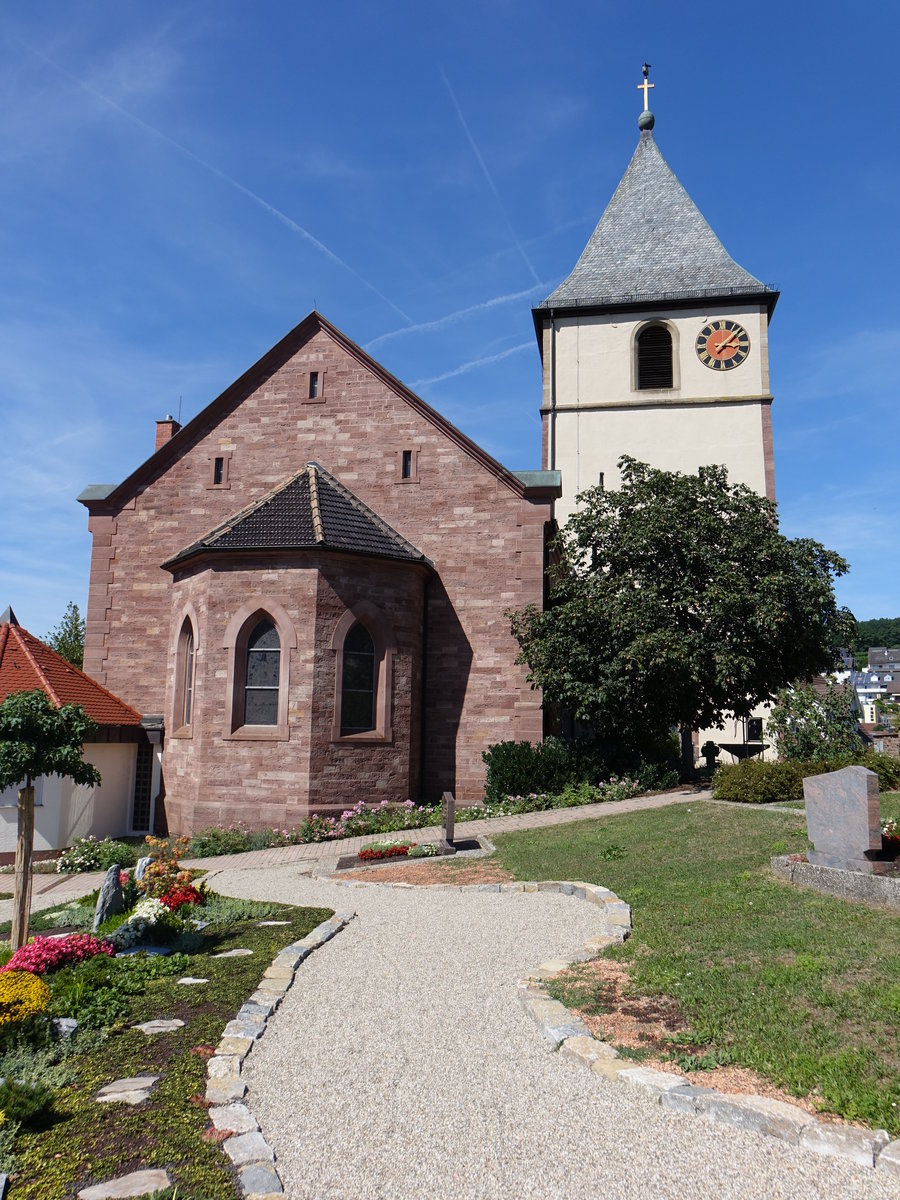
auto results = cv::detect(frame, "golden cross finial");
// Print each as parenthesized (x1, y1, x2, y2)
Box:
(637, 63, 654, 111)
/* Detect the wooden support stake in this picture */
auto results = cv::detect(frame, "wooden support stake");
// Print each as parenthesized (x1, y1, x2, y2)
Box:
(11, 780, 35, 952)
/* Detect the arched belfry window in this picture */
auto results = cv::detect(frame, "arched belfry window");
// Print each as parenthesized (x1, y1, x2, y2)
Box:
(636, 324, 673, 389)
(340, 623, 376, 735)
(244, 618, 280, 726)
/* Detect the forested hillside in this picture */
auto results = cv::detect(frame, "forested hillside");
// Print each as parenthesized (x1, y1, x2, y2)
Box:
(852, 618, 900, 668)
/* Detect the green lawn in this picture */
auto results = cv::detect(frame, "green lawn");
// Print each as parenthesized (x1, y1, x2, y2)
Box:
(10, 898, 332, 1200)
(493, 799, 900, 1133)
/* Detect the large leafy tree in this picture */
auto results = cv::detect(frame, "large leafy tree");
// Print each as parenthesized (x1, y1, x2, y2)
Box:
(45, 600, 86, 670)
(0, 690, 100, 949)
(509, 457, 856, 770)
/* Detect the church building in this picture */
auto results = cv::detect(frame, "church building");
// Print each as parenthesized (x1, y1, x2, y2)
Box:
(79, 79, 777, 835)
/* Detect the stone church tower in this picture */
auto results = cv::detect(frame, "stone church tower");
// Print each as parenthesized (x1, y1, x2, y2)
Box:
(533, 76, 778, 527)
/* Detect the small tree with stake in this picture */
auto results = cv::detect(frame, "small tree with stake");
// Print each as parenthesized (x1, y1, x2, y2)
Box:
(0, 690, 100, 950)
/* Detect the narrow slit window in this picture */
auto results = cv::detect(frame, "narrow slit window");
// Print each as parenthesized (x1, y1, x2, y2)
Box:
(213, 457, 224, 485)
(598, 472, 605, 490)
(183, 632, 194, 725)
(309, 371, 319, 399)
(401, 450, 412, 480)
(637, 325, 673, 389)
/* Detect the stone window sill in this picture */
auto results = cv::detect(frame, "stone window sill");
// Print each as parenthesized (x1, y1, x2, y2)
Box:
(224, 725, 290, 742)
(170, 726, 193, 740)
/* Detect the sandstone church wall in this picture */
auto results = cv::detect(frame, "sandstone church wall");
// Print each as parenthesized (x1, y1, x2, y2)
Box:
(84, 319, 550, 816)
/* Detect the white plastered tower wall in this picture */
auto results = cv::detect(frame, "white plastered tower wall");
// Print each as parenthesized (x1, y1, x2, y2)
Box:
(542, 303, 773, 527)
(534, 101, 780, 763)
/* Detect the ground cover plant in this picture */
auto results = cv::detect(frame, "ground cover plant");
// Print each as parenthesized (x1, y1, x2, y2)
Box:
(4, 898, 332, 1199)
(492, 800, 900, 1134)
(0, 833, 332, 1197)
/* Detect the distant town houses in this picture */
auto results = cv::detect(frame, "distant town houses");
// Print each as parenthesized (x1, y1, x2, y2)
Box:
(852, 648, 900, 726)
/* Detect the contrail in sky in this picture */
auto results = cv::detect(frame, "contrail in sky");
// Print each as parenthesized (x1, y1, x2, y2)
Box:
(412, 342, 532, 388)
(17, 39, 414, 326)
(440, 67, 540, 286)
(365, 283, 547, 350)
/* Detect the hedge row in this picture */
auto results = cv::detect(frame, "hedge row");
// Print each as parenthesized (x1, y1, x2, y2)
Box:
(712, 752, 900, 805)
(481, 737, 679, 802)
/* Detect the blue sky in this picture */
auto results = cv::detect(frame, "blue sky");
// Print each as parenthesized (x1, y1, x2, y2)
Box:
(1, 2, 897, 640)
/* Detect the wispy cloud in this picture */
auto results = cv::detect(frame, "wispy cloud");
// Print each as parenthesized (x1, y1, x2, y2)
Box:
(365, 284, 548, 350)
(411, 342, 532, 388)
(15, 37, 414, 326)
(439, 67, 539, 285)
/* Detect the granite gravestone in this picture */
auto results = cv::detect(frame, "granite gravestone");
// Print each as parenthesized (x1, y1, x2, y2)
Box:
(441, 791, 456, 845)
(803, 766, 892, 875)
(92, 864, 124, 932)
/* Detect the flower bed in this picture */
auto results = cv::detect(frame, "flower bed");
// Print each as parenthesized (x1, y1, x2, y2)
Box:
(357, 841, 415, 862)
(3, 935, 113, 977)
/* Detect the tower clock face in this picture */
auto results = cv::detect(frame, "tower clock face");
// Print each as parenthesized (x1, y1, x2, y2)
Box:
(696, 320, 751, 370)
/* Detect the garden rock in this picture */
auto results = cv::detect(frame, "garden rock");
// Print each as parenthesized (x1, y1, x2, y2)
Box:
(134, 856, 151, 881)
(177, 976, 209, 985)
(117, 946, 172, 957)
(876, 1138, 900, 1178)
(92, 864, 124, 933)
(77, 1169, 171, 1199)
(210, 1102, 259, 1134)
(132, 1018, 185, 1035)
(239, 1162, 283, 1197)
(51, 1017, 78, 1039)
(257, 920, 290, 926)
(223, 1129, 275, 1165)
(95, 1075, 160, 1106)
(800, 1121, 889, 1166)
(213, 948, 254, 958)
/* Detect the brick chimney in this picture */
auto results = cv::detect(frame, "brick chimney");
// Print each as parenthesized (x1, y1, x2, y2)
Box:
(155, 414, 181, 451)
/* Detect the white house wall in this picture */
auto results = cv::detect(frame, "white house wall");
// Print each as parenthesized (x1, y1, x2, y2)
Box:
(0, 742, 137, 857)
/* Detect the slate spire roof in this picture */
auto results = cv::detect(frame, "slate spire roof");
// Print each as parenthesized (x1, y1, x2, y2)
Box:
(0, 621, 142, 727)
(537, 130, 776, 314)
(163, 462, 430, 571)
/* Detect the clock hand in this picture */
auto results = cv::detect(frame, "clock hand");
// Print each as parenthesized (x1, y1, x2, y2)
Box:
(714, 332, 740, 353)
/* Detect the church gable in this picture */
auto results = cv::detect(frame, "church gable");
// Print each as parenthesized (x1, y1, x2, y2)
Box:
(80, 312, 553, 813)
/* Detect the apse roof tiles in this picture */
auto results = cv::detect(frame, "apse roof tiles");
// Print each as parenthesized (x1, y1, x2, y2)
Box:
(537, 131, 776, 313)
(164, 462, 429, 570)
(0, 618, 142, 727)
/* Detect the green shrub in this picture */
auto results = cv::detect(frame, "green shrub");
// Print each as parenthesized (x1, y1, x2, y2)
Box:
(57, 836, 139, 873)
(712, 760, 805, 804)
(712, 752, 900, 805)
(0, 1078, 55, 1129)
(482, 738, 609, 801)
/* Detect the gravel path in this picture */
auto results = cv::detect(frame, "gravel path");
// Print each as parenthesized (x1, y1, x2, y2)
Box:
(211, 864, 900, 1200)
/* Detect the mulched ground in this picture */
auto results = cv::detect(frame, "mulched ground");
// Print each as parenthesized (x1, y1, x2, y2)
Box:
(334, 859, 513, 886)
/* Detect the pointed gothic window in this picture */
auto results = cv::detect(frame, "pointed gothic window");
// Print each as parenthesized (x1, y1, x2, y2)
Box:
(637, 324, 673, 389)
(340, 623, 376, 734)
(244, 618, 281, 726)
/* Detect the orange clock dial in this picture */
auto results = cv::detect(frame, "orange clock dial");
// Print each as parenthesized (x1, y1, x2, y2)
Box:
(696, 320, 751, 371)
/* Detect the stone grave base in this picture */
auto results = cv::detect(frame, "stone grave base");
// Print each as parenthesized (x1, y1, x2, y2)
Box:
(771, 855, 900, 911)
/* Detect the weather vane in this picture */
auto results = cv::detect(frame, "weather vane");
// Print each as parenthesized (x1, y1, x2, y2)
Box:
(637, 63, 654, 112)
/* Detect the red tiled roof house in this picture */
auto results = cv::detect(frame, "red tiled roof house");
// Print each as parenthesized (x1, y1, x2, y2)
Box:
(0, 608, 146, 859)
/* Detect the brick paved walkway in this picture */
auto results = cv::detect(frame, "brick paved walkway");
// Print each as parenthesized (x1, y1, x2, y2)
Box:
(182, 787, 706, 873)
(0, 788, 708, 919)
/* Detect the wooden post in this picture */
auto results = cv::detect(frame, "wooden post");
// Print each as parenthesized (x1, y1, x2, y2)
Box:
(11, 778, 35, 952)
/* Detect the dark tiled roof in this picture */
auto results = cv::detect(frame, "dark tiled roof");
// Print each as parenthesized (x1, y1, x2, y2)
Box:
(164, 463, 429, 570)
(538, 131, 775, 312)
(0, 621, 142, 727)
